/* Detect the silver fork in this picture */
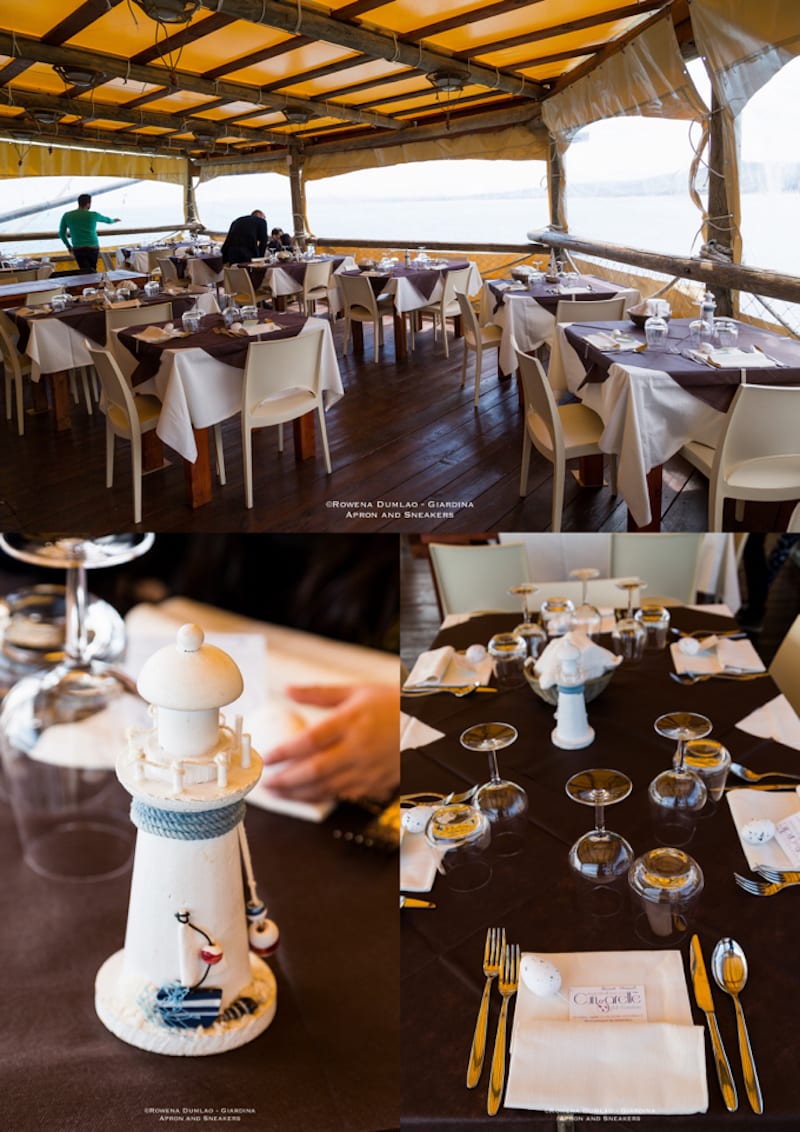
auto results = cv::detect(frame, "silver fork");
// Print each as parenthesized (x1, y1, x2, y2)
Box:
(734, 873, 800, 896)
(755, 866, 800, 884)
(402, 682, 496, 697)
(467, 927, 505, 1088)
(670, 671, 770, 685)
(487, 942, 520, 1116)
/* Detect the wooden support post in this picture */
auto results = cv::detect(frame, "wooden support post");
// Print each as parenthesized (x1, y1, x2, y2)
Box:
(706, 94, 734, 317)
(288, 151, 307, 251)
(184, 161, 199, 228)
(547, 136, 567, 232)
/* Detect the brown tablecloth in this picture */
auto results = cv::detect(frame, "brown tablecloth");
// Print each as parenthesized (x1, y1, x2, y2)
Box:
(2, 792, 398, 1132)
(8, 294, 199, 355)
(565, 318, 800, 412)
(169, 253, 224, 280)
(489, 274, 617, 315)
(119, 311, 308, 386)
(343, 260, 470, 303)
(401, 607, 799, 1129)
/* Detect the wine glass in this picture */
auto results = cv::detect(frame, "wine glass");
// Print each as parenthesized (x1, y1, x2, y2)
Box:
(649, 713, 710, 843)
(460, 722, 527, 857)
(0, 535, 154, 881)
(569, 567, 602, 637)
(508, 583, 546, 658)
(566, 769, 633, 881)
(611, 579, 647, 661)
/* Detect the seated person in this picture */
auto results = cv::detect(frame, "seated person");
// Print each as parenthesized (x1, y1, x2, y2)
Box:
(268, 227, 293, 252)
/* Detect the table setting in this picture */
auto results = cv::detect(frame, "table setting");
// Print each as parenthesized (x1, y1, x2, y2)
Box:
(401, 598, 800, 1127)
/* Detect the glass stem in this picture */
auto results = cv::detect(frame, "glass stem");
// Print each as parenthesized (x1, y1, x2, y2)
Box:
(64, 562, 89, 666)
(487, 748, 501, 785)
(675, 736, 686, 774)
(594, 801, 606, 835)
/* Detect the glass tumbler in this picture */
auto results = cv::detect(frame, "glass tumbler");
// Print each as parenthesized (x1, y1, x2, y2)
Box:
(644, 316, 669, 348)
(487, 633, 527, 690)
(680, 738, 732, 807)
(629, 847, 704, 945)
(634, 605, 671, 649)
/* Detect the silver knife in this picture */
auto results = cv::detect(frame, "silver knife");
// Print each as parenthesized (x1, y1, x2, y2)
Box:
(690, 934, 738, 1111)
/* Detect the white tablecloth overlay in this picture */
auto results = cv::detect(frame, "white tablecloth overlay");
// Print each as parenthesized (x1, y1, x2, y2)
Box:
(331, 261, 482, 318)
(120, 316, 344, 463)
(549, 323, 726, 527)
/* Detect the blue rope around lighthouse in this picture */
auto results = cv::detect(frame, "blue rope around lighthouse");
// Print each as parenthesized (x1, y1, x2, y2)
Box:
(130, 798, 246, 840)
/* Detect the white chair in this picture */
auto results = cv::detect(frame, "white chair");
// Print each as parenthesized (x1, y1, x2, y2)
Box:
(680, 384, 800, 530)
(0, 310, 30, 436)
(788, 502, 800, 533)
(25, 288, 64, 307)
(554, 296, 628, 323)
(455, 290, 502, 406)
(85, 342, 162, 525)
(241, 331, 332, 509)
(427, 541, 529, 617)
(105, 301, 172, 343)
(99, 251, 115, 272)
(610, 533, 704, 605)
(337, 272, 394, 363)
(36, 263, 55, 280)
(419, 266, 474, 358)
(769, 614, 800, 715)
(300, 259, 333, 316)
(157, 257, 189, 289)
(10, 268, 39, 283)
(517, 350, 616, 532)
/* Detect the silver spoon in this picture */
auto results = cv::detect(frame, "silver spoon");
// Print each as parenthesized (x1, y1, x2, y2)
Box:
(711, 938, 763, 1114)
(729, 762, 800, 783)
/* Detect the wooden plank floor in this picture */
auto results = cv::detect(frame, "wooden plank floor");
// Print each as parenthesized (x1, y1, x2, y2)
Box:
(0, 312, 787, 534)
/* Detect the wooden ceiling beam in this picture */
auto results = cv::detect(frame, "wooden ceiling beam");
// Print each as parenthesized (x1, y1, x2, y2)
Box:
(307, 68, 418, 102)
(40, 0, 127, 47)
(549, 4, 674, 94)
(131, 11, 234, 65)
(332, 1, 388, 19)
(195, 0, 546, 98)
(403, 1, 549, 44)
(202, 35, 315, 81)
(507, 41, 607, 72)
(0, 32, 401, 131)
(255, 53, 372, 94)
(451, 1, 669, 60)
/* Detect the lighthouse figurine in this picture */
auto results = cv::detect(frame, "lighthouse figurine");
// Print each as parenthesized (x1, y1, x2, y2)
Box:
(95, 624, 279, 1055)
(551, 640, 595, 750)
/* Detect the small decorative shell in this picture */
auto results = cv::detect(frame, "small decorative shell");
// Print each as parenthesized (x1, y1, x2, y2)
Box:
(741, 818, 776, 845)
(521, 955, 563, 997)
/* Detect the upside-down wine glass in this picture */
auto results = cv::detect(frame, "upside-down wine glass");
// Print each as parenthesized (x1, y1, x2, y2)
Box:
(460, 722, 527, 856)
(508, 583, 546, 658)
(566, 768, 633, 881)
(648, 713, 710, 846)
(611, 578, 647, 661)
(569, 567, 602, 637)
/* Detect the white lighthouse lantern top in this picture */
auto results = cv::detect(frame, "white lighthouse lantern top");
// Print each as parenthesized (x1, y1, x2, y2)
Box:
(137, 623, 244, 711)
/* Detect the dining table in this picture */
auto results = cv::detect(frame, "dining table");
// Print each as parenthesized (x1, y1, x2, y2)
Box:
(6, 289, 217, 433)
(241, 255, 356, 310)
(0, 269, 145, 310)
(115, 310, 344, 508)
(335, 259, 482, 361)
(401, 605, 799, 1129)
(116, 243, 196, 274)
(1, 594, 400, 1132)
(548, 317, 800, 530)
(479, 274, 640, 377)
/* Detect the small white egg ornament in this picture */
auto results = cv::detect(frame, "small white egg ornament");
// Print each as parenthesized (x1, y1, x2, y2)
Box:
(465, 644, 487, 667)
(741, 818, 776, 845)
(521, 955, 563, 997)
(401, 805, 437, 835)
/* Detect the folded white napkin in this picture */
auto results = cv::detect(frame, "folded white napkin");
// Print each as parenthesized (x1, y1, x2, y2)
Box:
(736, 694, 800, 752)
(187, 283, 208, 294)
(13, 306, 43, 317)
(585, 331, 641, 352)
(534, 630, 620, 689)
(400, 819, 443, 892)
(400, 712, 445, 751)
(630, 298, 671, 318)
(670, 637, 765, 675)
(505, 950, 706, 1115)
(134, 323, 177, 341)
(686, 345, 776, 368)
(727, 787, 800, 871)
(105, 298, 141, 310)
(556, 285, 587, 294)
(404, 645, 493, 688)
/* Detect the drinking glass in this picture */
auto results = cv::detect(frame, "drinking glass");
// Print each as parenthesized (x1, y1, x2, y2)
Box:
(424, 802, 492, 891)
(648, 712, 710, 844)
(611, 579, 646, 662)
(0, 535, 153, 881)
(487, 632, 527, 689)
(688, 319, 706, 348)
(181, 309, 202, 334)
(540, 596, 575, 637)
(569, 567, 602, 637)
(714, 318, 739, 348)
(634, 605, 671, 649)
(629, 847, 704, 945)
(644, 315, 669, 348)
(461, 723, 527, 857)
(565, 769, 633, 881)
(509, 583, 547, 658)
(680, 738, 731, 812)
(240, 304, 259, 325)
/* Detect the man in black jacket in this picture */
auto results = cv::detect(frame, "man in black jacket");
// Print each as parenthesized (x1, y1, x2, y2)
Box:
(221, 209, 268, 264)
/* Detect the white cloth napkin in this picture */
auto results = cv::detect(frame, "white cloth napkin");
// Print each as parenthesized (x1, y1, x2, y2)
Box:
(736, 694, 800, 752)
(630, 298, 671, 318)
(670, 637, 765, 675)
(134, 324, 178, 341)
(534, 630, 620, 689)
(585, 331, 642, 352)
(505, 950, 707, 1115)
(404, 645, 493, 688)
(104, 298, 141, 310)
(399, 823, 443, 892)
(686, 345, 776, 368)
(400, 712, 444, 751)
(726, 787, 800, 871)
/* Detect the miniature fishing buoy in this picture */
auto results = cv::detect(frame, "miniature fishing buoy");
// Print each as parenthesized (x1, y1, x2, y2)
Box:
(200, 944, 224, 965)
(741, 818, 776, 845)
(521, 955, 563, 997)
(249, 917, 280, 957)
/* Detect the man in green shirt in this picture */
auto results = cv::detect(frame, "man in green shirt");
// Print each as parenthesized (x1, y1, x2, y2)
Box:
(58, 193, 120, 273)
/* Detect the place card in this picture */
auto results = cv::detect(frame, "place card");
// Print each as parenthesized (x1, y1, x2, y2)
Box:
(568, 984, 647, 1022)
(773, 811, 800, 867)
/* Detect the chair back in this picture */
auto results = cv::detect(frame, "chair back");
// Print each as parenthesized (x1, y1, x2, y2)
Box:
(242, 331, 324, 413)
(157, 257, 181, 285)
(428, 541, 530, 617)
(441, 266, 473, 307)
(517, 350, 563, 463)
(303, 259, 333, 299)
(714, 383, 800, 470)
(337, 272, 380, 319)
(224, 266, 257, 306)
(770, 614, 800, 715)
(99, 251, 115, 272)
(788, 502, 800, 533)
(554, 296, 627, 322)
(105, 301, 172, 338)
(0, 312, 24, 377)
(85, 341, 141, 437)
(455, 290, 480, 344)
(25, 288, 64, 307)
(610, 533, 703, 604)
(11, 268, 39, 283)
(36, 263, 55, 280)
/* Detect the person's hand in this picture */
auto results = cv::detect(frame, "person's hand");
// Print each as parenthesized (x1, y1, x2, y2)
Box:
(259, 684, 399, 803)
(113, 217, 121, 222)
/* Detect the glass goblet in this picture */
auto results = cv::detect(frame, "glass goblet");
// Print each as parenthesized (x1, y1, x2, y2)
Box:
(611, 579, 647, 662)
(508, 584, 546, 657)
(424, 802, 492, 891)
(649, 713, 710, 844)
(461, 722, 527, 857)
(566, 769, 633, 881)
(569, 567, 602, 637)
(508, 583, 537, 624)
